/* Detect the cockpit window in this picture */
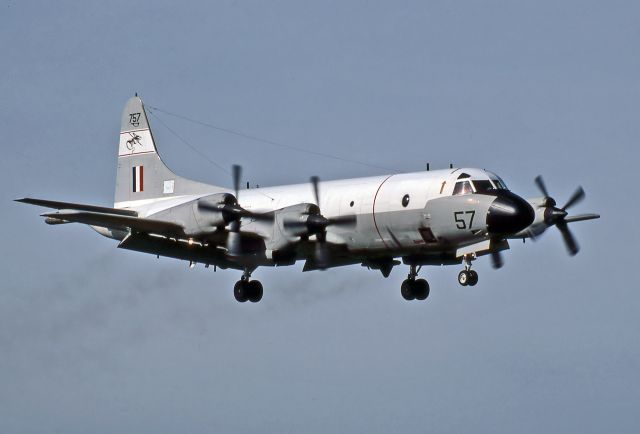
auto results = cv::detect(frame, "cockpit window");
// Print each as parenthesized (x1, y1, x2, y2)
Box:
(491, 178, 508, 190)
(472, 180, 495, 193)
(452, 180, 473, 195)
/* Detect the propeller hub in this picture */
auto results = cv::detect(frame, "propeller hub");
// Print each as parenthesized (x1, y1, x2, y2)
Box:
(542, 197, 556, 208)
(544, 207, 568, 224)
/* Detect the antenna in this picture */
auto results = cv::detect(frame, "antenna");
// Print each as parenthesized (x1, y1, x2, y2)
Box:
(426, 163, 430, 171)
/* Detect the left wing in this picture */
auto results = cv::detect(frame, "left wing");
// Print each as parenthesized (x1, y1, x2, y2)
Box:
(15, 197, 138, 216)
(17, 197, 185, 237)
(40, 210, 185, 236)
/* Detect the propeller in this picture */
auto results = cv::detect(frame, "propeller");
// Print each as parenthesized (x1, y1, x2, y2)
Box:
(490, 249, 504, 269)
(284, 176, 356, 269)
(533, 175, 600, 256)
(197, 164, 273, 223)
(197, 164, 272, 256)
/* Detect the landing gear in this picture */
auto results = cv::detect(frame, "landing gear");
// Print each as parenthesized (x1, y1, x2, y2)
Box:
(458, 255, 479, 287)
(458, 270, 478, 286)
(234, 270, 263, 303)
(400, 265, 430, 301)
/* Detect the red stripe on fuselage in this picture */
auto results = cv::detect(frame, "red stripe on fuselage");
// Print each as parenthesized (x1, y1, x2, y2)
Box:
(372, 175, 394, 249)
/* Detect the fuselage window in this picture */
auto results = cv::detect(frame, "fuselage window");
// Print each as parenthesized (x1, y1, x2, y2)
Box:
(452, 181, 473, 195)
(402, 194, 410, 207)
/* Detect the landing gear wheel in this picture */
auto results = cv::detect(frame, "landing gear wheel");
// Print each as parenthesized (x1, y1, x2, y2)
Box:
(234, 280, 249, 302)
(247, 280, 263, 303)
(467, 270, 479, 286)
(401, 279, 416, 300)
(414, 279, 430, 300)
(458, 270, 470, 286)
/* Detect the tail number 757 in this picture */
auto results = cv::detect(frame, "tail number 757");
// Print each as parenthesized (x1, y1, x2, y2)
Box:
(454, 211, 475, 230)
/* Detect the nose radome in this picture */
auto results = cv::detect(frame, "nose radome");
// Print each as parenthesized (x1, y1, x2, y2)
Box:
(486, 192, 535, 235)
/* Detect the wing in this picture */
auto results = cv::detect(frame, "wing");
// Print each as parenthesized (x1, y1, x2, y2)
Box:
(40, 210, 185, 236)
(15, 197, 138, 216)
(17, 197, 185, 237)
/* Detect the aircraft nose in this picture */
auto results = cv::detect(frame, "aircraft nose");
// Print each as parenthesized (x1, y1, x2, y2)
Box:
(486, 192, 535, 235)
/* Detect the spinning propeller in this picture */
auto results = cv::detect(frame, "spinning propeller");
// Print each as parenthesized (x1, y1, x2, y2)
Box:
(533, 175, 600, 256)
(197, 165, 272, 224)
(197, 164, 272, 256)
(284, 176, 356, 269)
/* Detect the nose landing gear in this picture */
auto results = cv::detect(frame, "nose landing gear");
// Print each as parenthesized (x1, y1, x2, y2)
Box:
(400, 265, 430, 301)
(458, 255, 479, 286)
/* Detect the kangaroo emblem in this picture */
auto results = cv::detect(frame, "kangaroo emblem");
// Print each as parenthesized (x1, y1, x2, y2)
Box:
(126, 132, 142, 151)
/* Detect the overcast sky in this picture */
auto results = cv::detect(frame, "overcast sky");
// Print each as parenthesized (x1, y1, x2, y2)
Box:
(1, 1, 638, 432)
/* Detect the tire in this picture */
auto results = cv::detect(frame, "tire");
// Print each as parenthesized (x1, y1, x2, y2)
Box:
(234, 280, 248, 302)
(247, 280, 263, 303)
(414, 279, 430, 300)
(401, 279, 416, 300)
(468, 270, 479, 286)
(458, 270, 469, 286)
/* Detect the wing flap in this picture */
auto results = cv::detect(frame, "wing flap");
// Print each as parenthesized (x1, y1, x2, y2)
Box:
(41, 210, 184, 236)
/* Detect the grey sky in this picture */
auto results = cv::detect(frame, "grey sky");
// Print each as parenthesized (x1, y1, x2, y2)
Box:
(1, 1, 638, 432)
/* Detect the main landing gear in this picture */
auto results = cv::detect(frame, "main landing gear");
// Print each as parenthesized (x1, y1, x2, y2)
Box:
(458, 254, 479, 287)
(400, 265, 430, 301)
(234, 269, 263, 303)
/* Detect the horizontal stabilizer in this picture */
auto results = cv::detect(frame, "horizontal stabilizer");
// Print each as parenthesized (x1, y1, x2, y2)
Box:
(41, 210, 184, 236)
(16, 198, 137, 216)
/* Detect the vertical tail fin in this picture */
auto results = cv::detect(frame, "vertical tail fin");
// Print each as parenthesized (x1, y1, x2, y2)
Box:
(114, 96, 222, 209)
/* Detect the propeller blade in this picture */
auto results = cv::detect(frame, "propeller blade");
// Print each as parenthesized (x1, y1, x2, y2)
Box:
(310, 176, 320, 208)
(198, 201, 273, 223)
(225, 229, 242, 257)
(197, 201, 224, 212)
(534, 175, 550, 198)
(314, 240, 330, 270)
(328, 214, 358, 228)
(561, 186, 585, 211)
(283, 219, 308, 232)
(490, 249, 504, 269)
(564, 213, 600, 223)
(238, 209, 274, 222)
(232, 164, 242, 199)
(556, 221, 579, 256)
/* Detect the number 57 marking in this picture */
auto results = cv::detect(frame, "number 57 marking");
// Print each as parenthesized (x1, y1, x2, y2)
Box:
(454, 211, 475, 230)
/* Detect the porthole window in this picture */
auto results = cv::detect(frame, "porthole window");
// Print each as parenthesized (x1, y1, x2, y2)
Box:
(402, 194, 410, 207)
(349, 201, 354, 207)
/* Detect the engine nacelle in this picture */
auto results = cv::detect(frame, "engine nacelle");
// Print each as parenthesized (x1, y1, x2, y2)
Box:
(192, 193, 237, 229)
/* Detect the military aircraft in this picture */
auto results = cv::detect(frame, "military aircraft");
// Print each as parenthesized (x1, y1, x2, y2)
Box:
(17, 97, 600, 303)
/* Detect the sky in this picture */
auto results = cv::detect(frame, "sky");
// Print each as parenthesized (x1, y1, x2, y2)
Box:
(1, 0, 638, 432)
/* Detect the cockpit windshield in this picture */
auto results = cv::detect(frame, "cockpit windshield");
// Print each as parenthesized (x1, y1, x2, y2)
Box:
(451, 172, 509, 195)
(452, 180, 473, 195)
(490, 177, 508, 190)
(471, 180, 495, 193)
(452, 176, 509, 196)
